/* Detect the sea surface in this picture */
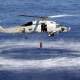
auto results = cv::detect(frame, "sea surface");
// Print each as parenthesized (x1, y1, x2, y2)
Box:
(0, 0, 80, 80)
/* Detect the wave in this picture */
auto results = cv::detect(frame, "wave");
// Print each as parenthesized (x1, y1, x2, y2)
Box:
(0, 40, 80, 71)
(0, 57, 80, 71)
(0, 40, 80, 52)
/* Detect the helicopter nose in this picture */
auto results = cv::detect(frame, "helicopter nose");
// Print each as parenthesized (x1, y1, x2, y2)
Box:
(61, 26, 71, 32)
(68, 27, 71, 31)
(66, 27, 71, 32)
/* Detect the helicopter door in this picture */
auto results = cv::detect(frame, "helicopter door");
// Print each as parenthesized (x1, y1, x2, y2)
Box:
(21, 28, 25, 33)
(41, 23, 47, 32)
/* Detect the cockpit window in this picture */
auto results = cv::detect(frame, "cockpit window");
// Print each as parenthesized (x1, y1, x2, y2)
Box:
(50, 21, 54, 23)
(56, 24, 63, 28)
(21, 22, 33, 26)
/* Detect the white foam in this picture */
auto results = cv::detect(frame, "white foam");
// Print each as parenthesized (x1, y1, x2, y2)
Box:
(43, 40, 80, 52)
(0, 40, 80, 52)
(0, 40, 80, 71)
(0, 57, 80, 71)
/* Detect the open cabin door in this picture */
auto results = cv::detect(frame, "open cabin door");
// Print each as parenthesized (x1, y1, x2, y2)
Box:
(41, 23, 47, 32)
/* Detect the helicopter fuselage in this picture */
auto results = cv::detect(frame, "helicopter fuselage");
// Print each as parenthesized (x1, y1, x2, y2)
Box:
(0, 20, 70, 36)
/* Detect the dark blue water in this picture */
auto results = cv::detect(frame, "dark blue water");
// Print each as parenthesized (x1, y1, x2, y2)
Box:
(0, 0, 80, 80)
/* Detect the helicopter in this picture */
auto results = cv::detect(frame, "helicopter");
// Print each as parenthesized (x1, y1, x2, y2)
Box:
(0, 15, 71, 36)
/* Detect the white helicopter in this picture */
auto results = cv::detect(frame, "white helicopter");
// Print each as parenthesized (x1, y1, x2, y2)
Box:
(0, 15, 71, 36)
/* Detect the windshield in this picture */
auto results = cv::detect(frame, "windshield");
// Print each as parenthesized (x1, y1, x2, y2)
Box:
(56, 24, 63, 28)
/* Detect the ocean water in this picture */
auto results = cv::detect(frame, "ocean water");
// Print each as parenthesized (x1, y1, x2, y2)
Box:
(0, 0, 80, 80)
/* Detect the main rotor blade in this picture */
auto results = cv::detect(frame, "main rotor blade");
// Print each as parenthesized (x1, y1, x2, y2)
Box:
(19, 14, 78, 19)
(19, 15, 47, 19)
(48, 14, 78, 18)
